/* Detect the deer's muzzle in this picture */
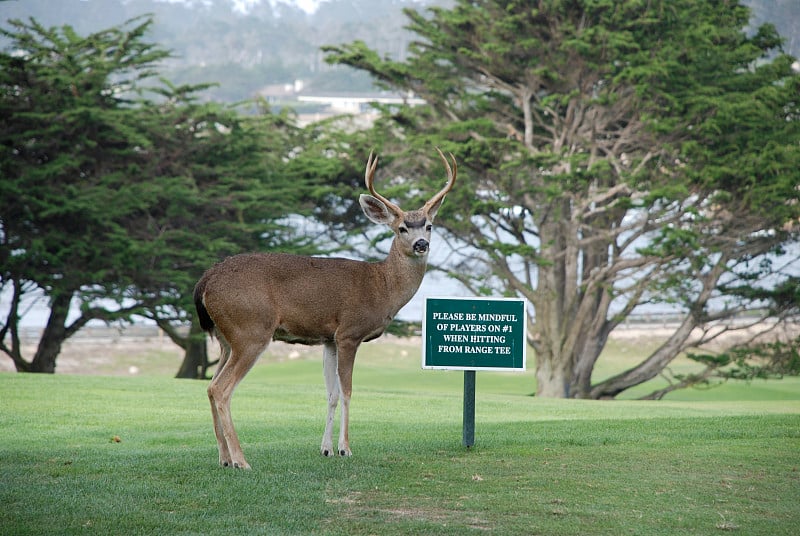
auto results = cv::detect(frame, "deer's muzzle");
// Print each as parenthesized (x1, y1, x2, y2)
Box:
(413, 239, 429, 254)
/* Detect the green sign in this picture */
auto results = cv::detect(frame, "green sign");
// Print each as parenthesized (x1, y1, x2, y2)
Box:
(422, 297, 527, 371)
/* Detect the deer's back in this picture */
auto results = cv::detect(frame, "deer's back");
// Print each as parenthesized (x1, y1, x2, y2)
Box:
(203, 252, 375, 293)
(199, 252, 389, 344)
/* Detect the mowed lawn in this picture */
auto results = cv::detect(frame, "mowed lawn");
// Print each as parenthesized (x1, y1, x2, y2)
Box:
(1, 339, 799, 535)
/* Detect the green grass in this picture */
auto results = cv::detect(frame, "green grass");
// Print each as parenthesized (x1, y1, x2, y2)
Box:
(1, 341, 799, 535)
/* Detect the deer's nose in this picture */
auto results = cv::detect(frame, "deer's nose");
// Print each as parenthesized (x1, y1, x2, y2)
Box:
(413, 239, 429, 254)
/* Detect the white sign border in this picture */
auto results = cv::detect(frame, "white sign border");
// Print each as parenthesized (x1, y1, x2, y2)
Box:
(421, 296, 528, 372)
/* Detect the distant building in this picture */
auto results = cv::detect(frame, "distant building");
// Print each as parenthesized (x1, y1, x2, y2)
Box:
(256, 80, 425, 125)
(258, 79, 306, 104)
(297, 91, 425, 114)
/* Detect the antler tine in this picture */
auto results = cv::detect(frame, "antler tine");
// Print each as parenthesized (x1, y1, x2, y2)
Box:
(365, 151, 403, 216)
(424, 147, 458, 211)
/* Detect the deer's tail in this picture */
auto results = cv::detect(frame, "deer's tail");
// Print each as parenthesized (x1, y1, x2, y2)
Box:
(193, 277, 216, 334)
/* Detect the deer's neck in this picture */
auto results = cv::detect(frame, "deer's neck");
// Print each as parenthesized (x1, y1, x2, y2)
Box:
(377, 239, 428, 309)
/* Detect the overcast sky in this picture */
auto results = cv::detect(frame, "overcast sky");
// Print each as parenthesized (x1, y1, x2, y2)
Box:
(231, 0, 323, 13)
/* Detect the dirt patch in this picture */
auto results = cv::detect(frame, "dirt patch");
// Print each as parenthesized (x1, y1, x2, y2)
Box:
(0, 326, 321, 375)
(3, 322, 794, 376)
(1, 330, 184, 375)
(327, 489, 492, 532)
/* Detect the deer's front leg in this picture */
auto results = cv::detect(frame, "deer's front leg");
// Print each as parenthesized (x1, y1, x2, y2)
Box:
(335, 339, 359, 457)
(321, 343, 339, 457)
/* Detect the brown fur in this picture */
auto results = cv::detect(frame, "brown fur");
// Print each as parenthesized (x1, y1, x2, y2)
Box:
(194, 150, 456, 468)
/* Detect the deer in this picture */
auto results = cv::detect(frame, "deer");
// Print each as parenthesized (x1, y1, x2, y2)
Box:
(193, 149, 457, 469)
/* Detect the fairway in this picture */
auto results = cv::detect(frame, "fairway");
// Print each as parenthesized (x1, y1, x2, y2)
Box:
(1, 342, 799, 535)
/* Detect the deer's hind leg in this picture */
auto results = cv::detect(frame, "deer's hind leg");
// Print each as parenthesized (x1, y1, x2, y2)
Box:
(207, 328, 271, 469)
(209, 335, 232, 465)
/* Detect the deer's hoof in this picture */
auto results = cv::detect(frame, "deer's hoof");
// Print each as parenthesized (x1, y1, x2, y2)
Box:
(221, 459, 251, 469)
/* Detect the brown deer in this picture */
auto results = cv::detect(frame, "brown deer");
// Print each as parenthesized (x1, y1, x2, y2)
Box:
(194, 149, 457, 468)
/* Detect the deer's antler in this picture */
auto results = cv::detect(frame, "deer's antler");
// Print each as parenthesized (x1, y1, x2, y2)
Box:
(424, 147, 458, 213)
(364, 152, 404, 217)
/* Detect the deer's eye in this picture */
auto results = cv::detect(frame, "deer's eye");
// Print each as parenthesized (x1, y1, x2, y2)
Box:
(399, 227, 408, 234)
(426, 225, 432, 232)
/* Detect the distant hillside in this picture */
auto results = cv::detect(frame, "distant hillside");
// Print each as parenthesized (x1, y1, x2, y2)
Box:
(1, 0, 795, 103)
(0, 0, 448, 101)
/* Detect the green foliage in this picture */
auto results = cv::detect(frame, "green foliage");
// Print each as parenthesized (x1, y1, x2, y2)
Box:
(688, 336, 800, 382)
(321, 0, 800, 400)
(0, 17, 315, 373)
(121, 95, 313, 317)
(0, 16, 168, 291)
(383, 319, 422, 337)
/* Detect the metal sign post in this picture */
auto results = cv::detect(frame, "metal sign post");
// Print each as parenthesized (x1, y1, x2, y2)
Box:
(462, 370, 476, 447)
(422, 297, 526, 448)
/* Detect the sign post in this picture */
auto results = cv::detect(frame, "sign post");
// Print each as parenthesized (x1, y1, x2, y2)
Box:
(423, 297, 526, 448)
(462, 370, 476, 447)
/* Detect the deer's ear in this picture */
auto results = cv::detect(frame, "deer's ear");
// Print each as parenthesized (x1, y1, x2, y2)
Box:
(424, 197, 445, 222)
(359, 194, 397, 225)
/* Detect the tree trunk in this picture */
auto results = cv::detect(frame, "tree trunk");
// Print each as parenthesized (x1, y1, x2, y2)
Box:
(571, 331, 608, 398)
(175, 319, 210, 379)
(2, 279, 30, 372)
(531, 199, 574, 397)
(535, 348, 574, 397)
(589, 315, 697, 398)
(589, 257, 728, 398)
(530, 188, 626, 398)
(29, 291, 72, 373)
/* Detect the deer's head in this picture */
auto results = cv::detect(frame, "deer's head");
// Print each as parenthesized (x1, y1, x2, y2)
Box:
(359, 149, 457, 259)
